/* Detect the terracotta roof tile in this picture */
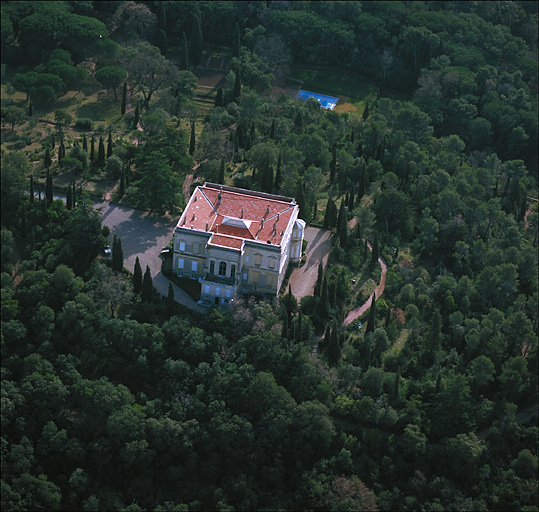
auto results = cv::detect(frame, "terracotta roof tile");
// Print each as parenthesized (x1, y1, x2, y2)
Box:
(177, 183, 298, 248)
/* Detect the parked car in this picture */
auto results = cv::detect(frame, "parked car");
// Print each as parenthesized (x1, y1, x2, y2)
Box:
(160, 247, 172, 255)
(103, 245, 112, 256)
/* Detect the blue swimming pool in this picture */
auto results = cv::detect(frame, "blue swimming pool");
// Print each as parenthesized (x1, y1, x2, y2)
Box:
(296, 90, 339, 110)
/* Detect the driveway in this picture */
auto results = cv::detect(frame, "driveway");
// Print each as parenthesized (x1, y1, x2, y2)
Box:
(288, 226, 332, 301)
(93, 199, 205, 313)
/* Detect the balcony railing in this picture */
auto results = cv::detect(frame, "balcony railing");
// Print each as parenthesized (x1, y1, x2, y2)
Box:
(202, 273, 237, 286)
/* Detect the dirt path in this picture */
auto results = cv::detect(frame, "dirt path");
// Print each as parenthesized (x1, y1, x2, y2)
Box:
(343, 241, 388, 327)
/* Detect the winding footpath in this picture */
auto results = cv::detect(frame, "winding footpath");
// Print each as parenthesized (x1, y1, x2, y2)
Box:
(343, 241, 388, 327)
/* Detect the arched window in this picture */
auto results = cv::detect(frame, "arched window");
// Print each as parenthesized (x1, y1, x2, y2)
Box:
(209, 260, 215, 274)
(231, 265, 236, 279)
(254, 253, 262, 266)
(219, 261, 227, 276)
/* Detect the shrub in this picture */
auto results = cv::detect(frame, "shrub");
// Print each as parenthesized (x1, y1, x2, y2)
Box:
(74, 118, 94, 131)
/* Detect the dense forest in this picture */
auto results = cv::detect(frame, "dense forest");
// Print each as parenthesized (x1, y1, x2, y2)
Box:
(1, 1, 538, 511)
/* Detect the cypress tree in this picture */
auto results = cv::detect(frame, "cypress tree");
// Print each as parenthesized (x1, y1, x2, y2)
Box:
(320, 323, 331, 354)
(338, 204, 348, 247)
(336, 200, 345, 233)
(51, 133, 55, 149)
(20, 205, 27, 238)
(158, 2, 167, 30)
(357, 170, 365, 202)
(236, 124, 244, 147)
(371, 232, 379, 267)
(314, 261, 324, 297)
(98, 136, 105, 166)
(44, 147, 52, 169)
(274, 152, 282, 191)
(218, 158, 225, 184)
(296, 310, 302, 343)
(180, 32, 189, 70)
(394, 367, 401, 401)
(29, 174, 34, 204)
(281, 314, 288, 339)
(121, 82, 127, 115)
(355, 222, 361, 240)
(166, 282, 175, 316)
(107, 131, 113, 158)
(120, 166, 125, 196)
(82, 134, 87, 152)
(125, 162, 130, 187)
(233, 132, 239, 160)
(58, 142, 65, 166)
(45, 170, 53, 206)
(233, 23, 240, 59)
(66, 185, 73, 210)
(435, 370, 443, 393)
(313, 199, 317, 220)
(233, 69, 241, 102)
(366, 294, 376, 333)
(90, 134, 95, 162)
(134, 102, 140, 128)
(330, 146, 336, 182)
(28, 101, 33, 117)
(320, 275, 329, 304)
(296, 180, 306, 217)
(327, 321, 341, 366)
(362, 102, 369, 121)
(329, 279, 337, 308)
(295, 110, 304, 134)
(72, 177, 76, 208)
(191, 15, 203, 66)
(215, 87, 223, 107)
(141, 265, 153, 302)
(112, 234, 124, 272)
(348, 187, 355, 210)
(133, 256, 143, 294)
(189, 122, 196, 155)
(269, 118, 275, 139)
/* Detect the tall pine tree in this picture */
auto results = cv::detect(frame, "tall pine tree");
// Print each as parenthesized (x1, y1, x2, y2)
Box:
(218, 158, 225, 184)
(215, 87, 223, 107)
(29, 174, 34, 204)
(112, 234, 124, 272)
(180, 32, 189, 70)
(90, 134, 95, 162)
(107, 131, 113, 158)
(133, 256, 143, 294)
(141, 265, 153, 302)
(370, 232, 379, 267)
(189, 122, 196, 155)
(121, 82, 127, 115)
(45, 170, 53, 206)
(366, 294, 376, 333)
(233, 23, 240, 58)
(191, 15, 203, 66)
(98, 136, 105, 166)
(44, 147, 52, 169)
(274, 152, 282, 191)
(166, 282, 175, 316)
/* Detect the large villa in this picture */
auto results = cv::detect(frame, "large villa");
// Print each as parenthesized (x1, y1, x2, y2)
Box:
(173, 183, 306, 305)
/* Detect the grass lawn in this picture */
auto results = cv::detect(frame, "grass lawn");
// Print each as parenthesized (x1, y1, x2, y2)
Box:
(289, 66, 378, 114)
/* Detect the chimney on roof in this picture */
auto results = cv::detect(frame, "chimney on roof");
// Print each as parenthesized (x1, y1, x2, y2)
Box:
(260, 219, 264, 229)
(273, 221, 277, 232)
(277, 214, 280, 221)
(205, 222, 209, 231)
(217, 188, 222, 205)
(192, 213, 196, 221)
(240, 208, 244, 219)
(194, 195, 197, 202)
(266, 204, 270, 215)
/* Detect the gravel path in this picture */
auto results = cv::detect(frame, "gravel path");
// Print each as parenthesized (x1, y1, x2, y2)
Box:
(343, 241, 387, 327)
(288, 227, 332, 300)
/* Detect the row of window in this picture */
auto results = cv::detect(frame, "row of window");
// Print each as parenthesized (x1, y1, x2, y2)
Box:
(177, 258, 197, 272)
(178, 241, 201, 254)
(209, 260, 236, 278)
(245, 253, 276, 269)
(204, 285, 232, 298)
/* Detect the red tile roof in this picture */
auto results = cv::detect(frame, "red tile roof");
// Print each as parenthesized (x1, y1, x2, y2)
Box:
(178, 183, 297, 247)
(208, 234, 244, 250)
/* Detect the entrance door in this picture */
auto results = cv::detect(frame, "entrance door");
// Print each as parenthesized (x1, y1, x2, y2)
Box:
(215, 297, 220, 304)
